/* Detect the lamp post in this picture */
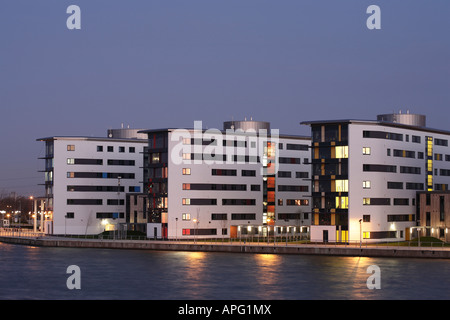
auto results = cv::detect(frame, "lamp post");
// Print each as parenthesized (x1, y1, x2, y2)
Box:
(193, 218, 198, 243)
(359, 219, 362, 248)
(175, 217, 178, 241)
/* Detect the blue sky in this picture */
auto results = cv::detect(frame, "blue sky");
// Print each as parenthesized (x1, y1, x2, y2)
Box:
(0, 1, 449, 195)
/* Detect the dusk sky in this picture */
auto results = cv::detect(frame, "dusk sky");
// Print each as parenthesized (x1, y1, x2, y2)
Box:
(1, 1, 449, 196)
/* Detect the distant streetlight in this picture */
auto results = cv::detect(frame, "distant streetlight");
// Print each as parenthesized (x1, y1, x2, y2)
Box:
(359, 219, 362, 248)
(193, 218, 199, 243)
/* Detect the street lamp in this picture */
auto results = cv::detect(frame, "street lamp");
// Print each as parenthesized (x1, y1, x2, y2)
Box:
(193, 218, 199, 243)
(359, 219, 362, 248)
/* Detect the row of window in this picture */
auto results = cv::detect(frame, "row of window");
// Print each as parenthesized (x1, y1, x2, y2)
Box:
(362, 198, 412, 206)
(180, 212, 310, 222)
(363, 131, 449, 147)
(183, 138, 309, 151)
(67, 172, 135, 179)
(362, 164, 422, 174)
(67, 199, 125, 205)
(182, 198, 256, 206)
(363, 146, 450, 161)
(277, 171, 309, 178)
(67, 185, 141, 192)
(67, 159, 136, 166)
(362, 214, 415, 223)
(65, 212, 124, 219)
(66, 144, 137, 153)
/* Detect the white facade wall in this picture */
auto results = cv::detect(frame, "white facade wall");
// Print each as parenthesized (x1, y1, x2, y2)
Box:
(276, 137, 311, 228)
(348, 122, 450, 242)
(49, 137, 146, 235)
(164, 130, 311, 239)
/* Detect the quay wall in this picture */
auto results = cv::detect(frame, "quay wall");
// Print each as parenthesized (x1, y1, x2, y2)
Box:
(1, 236, 450, 259)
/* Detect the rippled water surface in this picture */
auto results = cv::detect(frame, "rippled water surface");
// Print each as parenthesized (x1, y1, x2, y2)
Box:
(0, 242, 449, 300)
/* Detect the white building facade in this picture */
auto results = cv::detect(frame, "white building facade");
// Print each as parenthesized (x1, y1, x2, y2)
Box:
(37, 129, 147, 235)
(141, 120, 311, 239)
(303, 113, 450, 243)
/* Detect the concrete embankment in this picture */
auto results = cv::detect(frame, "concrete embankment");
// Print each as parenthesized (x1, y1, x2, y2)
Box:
(1, 236, 450, 259)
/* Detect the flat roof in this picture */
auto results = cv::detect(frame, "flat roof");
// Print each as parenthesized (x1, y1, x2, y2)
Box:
(300, 119, 450, 136)
(138, 128, 310, 140)
(36, 136, 147, 143)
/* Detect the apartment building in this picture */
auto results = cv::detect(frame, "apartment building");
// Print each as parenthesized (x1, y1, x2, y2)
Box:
(417, 191, 450, 241)
(302, 112, 450, 243)
(37, 128, 147, 235)
(140, 120, 311, 239)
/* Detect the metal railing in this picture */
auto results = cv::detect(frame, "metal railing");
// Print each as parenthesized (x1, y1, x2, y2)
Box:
(0, 229, 448, 249)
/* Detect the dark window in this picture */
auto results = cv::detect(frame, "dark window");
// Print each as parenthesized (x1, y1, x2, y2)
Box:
(242, 170, 256, 177)
(363, 131, 403, 141)
(67, 199, 103, 205)
(66, 212, 75, 219)
(296, 172, 309, 179)
(97, 146, 103, 152)
(286, 143, 309, 151)
(231, 214, 256, 220)
(278, 157, 301, 164)
(277, 171, 292, 178)
(129, 147, 135, 153)
(212, 169, 237, 176)
(107, 159, 136, 166)
(393, 198, 409, 206)
(406, 183, 424, 190)
(363, 215, 370, 222)
(363, 164, 396, 173)
(365, 198, 391, 206)
(440, 196, 445, 221)
(278, 213, 302, 220)
(251, 185, 261, 191)
(435, 138, 448, 146)
(400, 166, 421, 174)
(107, 199, 125, 206)
(119, 146, 125, 153)
(222, 199, 256, 206)
(387, 182, 403, 189)
(211, 213, 227, 220)
(72, 158, 103, 165)
(107, 146, 114, 152)
(388, 215, 413, 222)
(278, 185, 309, 192)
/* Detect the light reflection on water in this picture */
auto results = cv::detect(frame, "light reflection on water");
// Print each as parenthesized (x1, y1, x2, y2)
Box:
(0, 243, 449, 300)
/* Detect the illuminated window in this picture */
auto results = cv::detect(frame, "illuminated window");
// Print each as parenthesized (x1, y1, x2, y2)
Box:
(363, 198, 371, 205)
(363, 180, 371, 189)
(182, 213, 191, 221)
(427, 160, 433, 172)
(182, 198, 190, 205)
(182, 153, 191, 160)
(182, 183, 191, 190)
(363, 232, 370, 239)
(335, 146, 348, 158)
(67, 172, 74, 178)
(362, 147, 371, 155)
(182, 168, 191, 175)
(67, 145, 75, 151)
(182, 138, 191, 145)
(335, 180, 348, 192)
(336, 196, 348, 209)
(67, 158, 75, 165)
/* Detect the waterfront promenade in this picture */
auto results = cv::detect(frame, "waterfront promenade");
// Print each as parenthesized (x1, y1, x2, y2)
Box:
(1, 229, 450, 259)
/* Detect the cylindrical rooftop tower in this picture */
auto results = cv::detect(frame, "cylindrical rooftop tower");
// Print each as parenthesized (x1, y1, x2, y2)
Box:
(223, 118, 270, 132)
(377, 110, 426, 127)
(107, 124, 147, 139)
